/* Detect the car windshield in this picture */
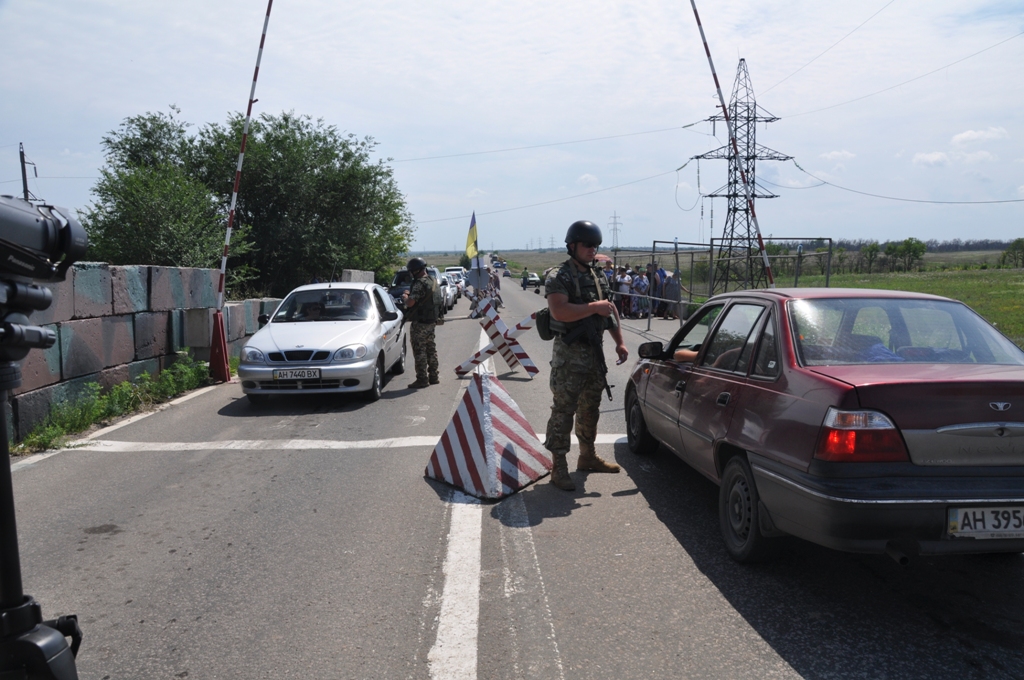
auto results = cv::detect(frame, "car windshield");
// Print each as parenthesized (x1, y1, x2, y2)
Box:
(789, 297, 1024, 366)
(272, 290, 373, 322)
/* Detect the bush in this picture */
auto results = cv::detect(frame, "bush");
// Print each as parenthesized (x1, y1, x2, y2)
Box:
(17, 350, 209, 453)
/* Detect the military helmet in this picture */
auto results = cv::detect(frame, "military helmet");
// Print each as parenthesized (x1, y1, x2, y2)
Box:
(407, 257, 427, 272)
(565, 220, 602, 246)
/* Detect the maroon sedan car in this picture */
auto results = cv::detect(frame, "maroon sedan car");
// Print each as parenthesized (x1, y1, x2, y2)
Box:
(625, 288, 1024, 563)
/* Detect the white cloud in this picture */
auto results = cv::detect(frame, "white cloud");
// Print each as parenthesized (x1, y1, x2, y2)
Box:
(1018, 186, 1024, 198)
(951, 127, 1008, 145)
(466, 188, 487, 198)
(820, 150, 855, 162)
(576, 173, 599, 187)
(912, 152, 949, 167)
(955, 150, 997, 164)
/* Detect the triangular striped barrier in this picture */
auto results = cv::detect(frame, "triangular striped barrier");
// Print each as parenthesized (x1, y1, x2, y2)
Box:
(454, 299, 539, 378)
(425, 373, 551, 499)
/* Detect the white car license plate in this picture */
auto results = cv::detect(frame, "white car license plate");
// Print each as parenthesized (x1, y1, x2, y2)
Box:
(948, 506, 1024, 539)
(273, 368, 320, 380)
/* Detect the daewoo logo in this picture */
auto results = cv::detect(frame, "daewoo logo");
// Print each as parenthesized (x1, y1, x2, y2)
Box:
(990, 402, 1011, 412)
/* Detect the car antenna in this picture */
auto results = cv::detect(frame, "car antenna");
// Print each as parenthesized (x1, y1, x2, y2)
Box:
(328, 261, 339, 288)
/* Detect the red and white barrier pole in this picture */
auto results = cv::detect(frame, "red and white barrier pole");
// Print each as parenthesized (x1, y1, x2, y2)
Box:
(688, 0, 775, 288)
(210, 0, 275, 382)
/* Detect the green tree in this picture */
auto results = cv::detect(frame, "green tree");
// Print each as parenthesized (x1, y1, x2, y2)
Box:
(1001, 238, 1024, 268)
(862, 242, 880, 273)
(898, 237, 927, 272)
(192, 112, 412, 296)
(83, 108, 412, 297)
(83, 108, 254, 278)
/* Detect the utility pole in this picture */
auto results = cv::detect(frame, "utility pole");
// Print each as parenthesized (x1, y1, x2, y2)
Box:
(18, 144, 36, 202)
(609, 211, 621, 257)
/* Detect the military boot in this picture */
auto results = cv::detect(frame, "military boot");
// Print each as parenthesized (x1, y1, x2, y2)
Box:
(407, 378, 430, 389)
(428, 374, 440, 385)
(549, 452, 576, 491)
(576, 445, 620, 473)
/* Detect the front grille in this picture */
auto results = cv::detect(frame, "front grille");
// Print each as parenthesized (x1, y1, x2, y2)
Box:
(268, 350, 331, 363)
(258, 379, 344, 390)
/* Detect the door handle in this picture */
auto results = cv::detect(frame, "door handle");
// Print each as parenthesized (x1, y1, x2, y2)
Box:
(716, 392, 731, 406)
(674, 380, 686, 393)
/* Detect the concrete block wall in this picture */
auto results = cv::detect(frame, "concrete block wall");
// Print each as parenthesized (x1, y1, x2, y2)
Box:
(6, 263, 276, 442)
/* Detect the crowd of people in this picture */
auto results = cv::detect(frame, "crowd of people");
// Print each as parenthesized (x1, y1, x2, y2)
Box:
(597, 261, 685, 320)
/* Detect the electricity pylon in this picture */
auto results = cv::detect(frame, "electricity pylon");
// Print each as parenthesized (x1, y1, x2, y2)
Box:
(695, 59, 790, 292)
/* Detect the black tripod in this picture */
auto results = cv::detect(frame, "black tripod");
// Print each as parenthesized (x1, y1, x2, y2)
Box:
(0, 281, 81, 678)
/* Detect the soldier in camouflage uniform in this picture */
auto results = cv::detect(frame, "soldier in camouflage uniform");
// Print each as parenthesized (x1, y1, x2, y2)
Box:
(401, 257, 439, 388)
(544, 221, 629, 491)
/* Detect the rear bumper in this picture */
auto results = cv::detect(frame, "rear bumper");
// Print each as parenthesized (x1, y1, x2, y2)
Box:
(750, 454, 1024, 555)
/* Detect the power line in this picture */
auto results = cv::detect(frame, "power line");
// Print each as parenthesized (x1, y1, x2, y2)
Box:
(393, 121, 708, 162)
(761, 0, 897, 95)
(415, 169, 676, 224)
(782, 159, 1024, 204)
(780, 29, 1024, 117)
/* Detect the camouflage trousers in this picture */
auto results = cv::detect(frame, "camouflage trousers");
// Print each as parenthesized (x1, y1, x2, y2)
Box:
(544, 338, 606, 456)
(410, 322, 438, 381)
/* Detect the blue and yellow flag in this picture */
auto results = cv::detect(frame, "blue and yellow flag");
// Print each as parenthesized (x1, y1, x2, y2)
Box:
(465, 212, 479, 259)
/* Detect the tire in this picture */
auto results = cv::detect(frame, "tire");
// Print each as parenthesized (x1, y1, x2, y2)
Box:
(247, 393, 269, 406)
(625, 389, 658, 455)
(719, 457, 778, 563)
(391, 338, 407, 375)
(364, 357, 383, 402)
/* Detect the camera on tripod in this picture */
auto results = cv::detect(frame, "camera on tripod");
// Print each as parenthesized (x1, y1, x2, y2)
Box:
(0, 194, 88, 679)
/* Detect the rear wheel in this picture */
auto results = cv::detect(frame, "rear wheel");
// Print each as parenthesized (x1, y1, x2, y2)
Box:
(626, 389, 658, 455)
(719, 457, 778, 563)
(364, 357, 383, 402)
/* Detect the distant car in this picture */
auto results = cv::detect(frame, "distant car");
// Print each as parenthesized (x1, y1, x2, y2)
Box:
(626, 287, 1024, 564)
(390, 268, 446, 318)
(502, 269, 511, 278)
(526, 273, 542, 287)
(238, 282, 406, 404)
(427, 267, 455, 310)
(446, 272, 466, 298)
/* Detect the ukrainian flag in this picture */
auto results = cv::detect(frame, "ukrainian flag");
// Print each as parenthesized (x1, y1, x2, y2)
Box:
(465, 212, 479, 259)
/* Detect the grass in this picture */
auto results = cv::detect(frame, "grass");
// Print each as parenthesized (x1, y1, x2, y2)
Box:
(16, 350, 210, 453)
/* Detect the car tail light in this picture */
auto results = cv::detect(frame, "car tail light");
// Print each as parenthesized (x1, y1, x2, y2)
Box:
(814, 408, 909, 462)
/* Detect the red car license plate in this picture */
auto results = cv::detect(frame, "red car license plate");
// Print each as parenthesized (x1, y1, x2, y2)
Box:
(948, 507, 1024, 539)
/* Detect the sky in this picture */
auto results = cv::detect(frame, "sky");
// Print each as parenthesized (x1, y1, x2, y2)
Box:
(1, 0, 1023, 253)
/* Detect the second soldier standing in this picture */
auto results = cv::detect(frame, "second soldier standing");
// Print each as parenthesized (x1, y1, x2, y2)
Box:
(401, 257, 440, 388)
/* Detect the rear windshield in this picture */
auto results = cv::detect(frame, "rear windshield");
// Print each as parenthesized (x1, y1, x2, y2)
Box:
(273, 289, 372, 322)
(789, 298, 1024, 366)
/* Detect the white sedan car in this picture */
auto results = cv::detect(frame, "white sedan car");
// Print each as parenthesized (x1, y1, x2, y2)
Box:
(238, 282, 406, 404)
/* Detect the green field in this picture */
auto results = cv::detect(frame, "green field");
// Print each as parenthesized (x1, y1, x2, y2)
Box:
(426, 250, 1024, 348)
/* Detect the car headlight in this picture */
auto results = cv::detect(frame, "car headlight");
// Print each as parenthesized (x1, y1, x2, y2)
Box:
(334, 344, 368, 362)
(240, 347, 265, 364)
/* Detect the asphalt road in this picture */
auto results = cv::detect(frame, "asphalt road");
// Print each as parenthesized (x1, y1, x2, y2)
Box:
(9, 279, 1024, 679)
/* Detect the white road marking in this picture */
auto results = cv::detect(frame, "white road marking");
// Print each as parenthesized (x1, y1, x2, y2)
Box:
(16, 434, 626, 461)
(428, 492, 484, 679)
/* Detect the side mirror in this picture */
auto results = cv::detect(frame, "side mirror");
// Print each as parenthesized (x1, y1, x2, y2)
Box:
(381, 311, 399, 322)
(638, 341, 664, 359)
(258, 313, 269, 327)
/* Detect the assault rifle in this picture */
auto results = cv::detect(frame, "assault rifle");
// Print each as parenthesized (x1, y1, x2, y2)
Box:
(560, 316, 614, 401)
